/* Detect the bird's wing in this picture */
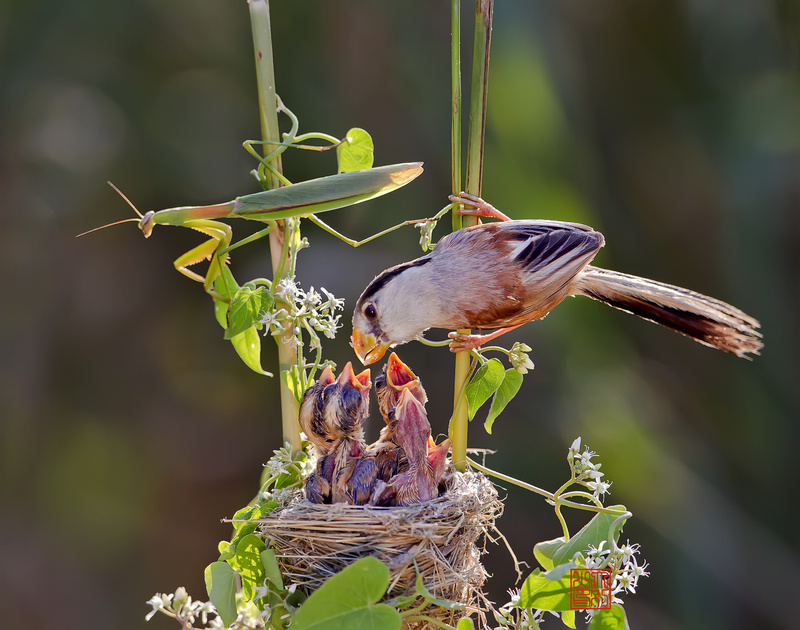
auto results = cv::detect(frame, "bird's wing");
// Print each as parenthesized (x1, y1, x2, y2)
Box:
(503, 222, 603, 278)
(442, 221, 605, 328)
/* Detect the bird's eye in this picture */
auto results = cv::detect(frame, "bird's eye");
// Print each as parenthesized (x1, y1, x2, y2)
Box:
(364, 304, 377, 320)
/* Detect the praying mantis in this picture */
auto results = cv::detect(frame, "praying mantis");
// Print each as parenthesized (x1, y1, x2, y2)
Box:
(80, 98, 432, 376)
(82, 98, 428, 301)
(92, 161, 424, 298)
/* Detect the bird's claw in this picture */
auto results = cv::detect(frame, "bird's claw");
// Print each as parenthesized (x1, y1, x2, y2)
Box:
(448, 193, 511, 222)
(447, 331, 485, 353)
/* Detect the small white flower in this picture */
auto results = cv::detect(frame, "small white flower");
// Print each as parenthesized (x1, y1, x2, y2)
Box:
(275, 277, 299, 300)
(173, 586, 188, 606)
(586, 479, 611, 499)
(615, 572, 635, 593)
(618, 542, 639, 564)
(253, 584, 270, 600)
(145, 594, 165, 621)
(320, 287, 344, 311)
(304, 287, 322, 307)
(578, 449, 597, 466)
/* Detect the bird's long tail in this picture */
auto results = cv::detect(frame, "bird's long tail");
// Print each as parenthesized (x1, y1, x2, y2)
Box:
(575, 266, 762, 358)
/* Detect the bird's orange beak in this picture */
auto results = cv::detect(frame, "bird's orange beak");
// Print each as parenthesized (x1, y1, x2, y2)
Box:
(350, 328, 390, 366)
(385, 352, 419, 389)
(337, 361, 371, 390)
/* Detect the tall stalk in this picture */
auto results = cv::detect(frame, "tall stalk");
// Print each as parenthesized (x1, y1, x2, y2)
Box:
(450, 0, 494, 472)
(249, 0, 302, 453)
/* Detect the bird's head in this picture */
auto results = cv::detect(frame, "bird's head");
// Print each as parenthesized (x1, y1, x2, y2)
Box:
(375, 353, 428, 420)
(298, 364, 337, 454)
(350, 299, 391, 366)
(351, 257, 437, 365)
(322, 362, 371, 440)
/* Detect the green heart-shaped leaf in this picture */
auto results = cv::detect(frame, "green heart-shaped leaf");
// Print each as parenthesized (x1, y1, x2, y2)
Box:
(291, 557, 400, 630)
(337, 128, 375, 173)
(465, 359, 504, 420)
(484, 368, 523, 434)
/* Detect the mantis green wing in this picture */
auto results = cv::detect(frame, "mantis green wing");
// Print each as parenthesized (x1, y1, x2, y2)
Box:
(145, 162, 424, 231)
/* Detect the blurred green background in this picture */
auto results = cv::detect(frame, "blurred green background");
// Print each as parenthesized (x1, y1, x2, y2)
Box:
(2, 1, 798, 629)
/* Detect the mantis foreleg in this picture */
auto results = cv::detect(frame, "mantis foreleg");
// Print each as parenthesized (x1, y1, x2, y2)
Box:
(172, 219, 277, 300)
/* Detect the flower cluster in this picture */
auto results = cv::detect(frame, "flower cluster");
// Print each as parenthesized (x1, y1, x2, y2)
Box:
(569, 437, 611, 501)
(258, 443, 315, 506)
(260, 278, 344, 351)
(582, 539, 649, 619)
(146, 588, 268, 629)
(494, 589, 555, 629)
(415, 217, 438, 251)
(146, 587, 227, 628)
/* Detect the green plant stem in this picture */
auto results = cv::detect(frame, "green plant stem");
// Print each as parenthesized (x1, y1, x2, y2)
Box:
(449, 0, 469, 472)
(249, 0, 302, 454)
(466, 457, 630, 517)
(402, 615, 456, 630)
(465, 0, 493, 196)
(450, 0, 462, 201)
(451, 0, 494, 472)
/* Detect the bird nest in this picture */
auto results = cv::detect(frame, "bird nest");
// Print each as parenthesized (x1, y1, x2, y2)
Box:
(257, 466, 503, 629)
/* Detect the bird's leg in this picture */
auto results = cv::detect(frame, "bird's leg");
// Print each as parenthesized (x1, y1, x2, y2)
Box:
(448, 192, 512, 222)
(448, 324, 524, 352)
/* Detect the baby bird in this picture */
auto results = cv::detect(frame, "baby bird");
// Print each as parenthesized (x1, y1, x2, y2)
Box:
(301, 363, 371, 504)
(298, 365, 336, 456)
(335, 455, 379, 505)
(369, 352, 431, 482)
(321, 361, 372, 444)
(374, 352, 428, 431)
(322, 362, 373, 503)
(370, 389, 450, 507)
(351, 193, 762, 365)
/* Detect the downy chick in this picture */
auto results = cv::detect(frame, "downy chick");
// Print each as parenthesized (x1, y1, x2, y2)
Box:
(302, 363, 370, 504)
(370, 389, 450, 507)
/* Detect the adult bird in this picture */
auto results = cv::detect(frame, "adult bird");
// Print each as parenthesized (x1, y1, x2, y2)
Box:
(351, 193, 762, 365)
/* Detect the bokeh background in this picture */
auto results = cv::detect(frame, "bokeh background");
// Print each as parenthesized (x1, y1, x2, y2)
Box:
(2, 1, 798, 629)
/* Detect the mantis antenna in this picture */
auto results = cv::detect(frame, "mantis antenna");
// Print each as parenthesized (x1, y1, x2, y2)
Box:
(76, 182, 154, 238)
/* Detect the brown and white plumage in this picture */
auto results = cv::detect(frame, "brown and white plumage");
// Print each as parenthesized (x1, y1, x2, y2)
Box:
(351, 196, 762, 364)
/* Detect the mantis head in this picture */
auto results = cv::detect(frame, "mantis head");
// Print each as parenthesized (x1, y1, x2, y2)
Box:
(76, 182, 153, 239)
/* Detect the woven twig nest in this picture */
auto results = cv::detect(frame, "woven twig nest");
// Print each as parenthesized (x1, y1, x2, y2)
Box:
(257, 466, 502, 628)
